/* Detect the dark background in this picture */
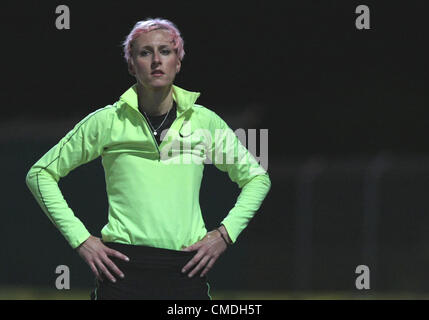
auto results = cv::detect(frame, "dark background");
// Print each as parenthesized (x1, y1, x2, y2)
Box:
(2, 0, 429, 298)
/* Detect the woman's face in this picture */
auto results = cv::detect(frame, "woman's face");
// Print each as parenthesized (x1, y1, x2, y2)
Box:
(129, 29, 181, 90)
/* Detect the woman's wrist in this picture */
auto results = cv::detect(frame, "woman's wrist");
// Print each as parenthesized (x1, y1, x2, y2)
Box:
(217, 225, 232, 245)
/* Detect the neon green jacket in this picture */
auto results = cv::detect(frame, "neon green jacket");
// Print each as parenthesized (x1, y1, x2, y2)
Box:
(25, 84, 271, 250)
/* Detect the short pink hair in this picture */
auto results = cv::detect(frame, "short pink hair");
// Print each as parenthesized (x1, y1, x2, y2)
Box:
(122, 18, 185, 64)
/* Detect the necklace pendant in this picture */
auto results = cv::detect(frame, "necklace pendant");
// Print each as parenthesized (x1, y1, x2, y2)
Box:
(154, 131, 158, 136)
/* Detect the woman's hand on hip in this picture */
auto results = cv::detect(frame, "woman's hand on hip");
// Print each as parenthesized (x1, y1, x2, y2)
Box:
(76, 235, 130, 283)
(181, 227, 230, 278)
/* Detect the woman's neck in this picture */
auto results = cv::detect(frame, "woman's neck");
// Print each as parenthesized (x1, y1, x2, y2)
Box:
(137, 83, 174, 116)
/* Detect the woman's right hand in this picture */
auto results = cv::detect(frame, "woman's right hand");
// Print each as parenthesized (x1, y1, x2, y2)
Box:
(76, 235, 130, 283)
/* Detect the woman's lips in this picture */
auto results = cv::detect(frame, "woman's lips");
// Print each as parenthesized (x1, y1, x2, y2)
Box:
(151, 71, 164, 76)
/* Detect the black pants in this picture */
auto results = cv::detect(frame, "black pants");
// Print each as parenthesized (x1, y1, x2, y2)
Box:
(90, 242, 211, 300)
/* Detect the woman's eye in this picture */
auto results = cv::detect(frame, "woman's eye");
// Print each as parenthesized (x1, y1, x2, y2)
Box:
(161, 49, 171, 55)
(140, 51, 150, 56)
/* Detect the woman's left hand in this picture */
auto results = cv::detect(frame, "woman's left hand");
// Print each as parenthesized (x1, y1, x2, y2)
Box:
(181, 228, 230, 278)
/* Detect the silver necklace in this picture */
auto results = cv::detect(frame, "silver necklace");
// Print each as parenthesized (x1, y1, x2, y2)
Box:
(142, 106, 171, 136)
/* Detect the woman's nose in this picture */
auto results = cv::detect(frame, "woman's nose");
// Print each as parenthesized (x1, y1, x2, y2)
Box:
(152, 52, 161, 64)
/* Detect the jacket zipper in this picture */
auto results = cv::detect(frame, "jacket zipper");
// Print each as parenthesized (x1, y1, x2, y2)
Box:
(137, 112, 162, 161)
(134, 107, 191, 162)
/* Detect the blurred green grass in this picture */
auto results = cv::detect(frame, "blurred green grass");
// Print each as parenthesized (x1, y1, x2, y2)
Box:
(1, 286, 429, 300)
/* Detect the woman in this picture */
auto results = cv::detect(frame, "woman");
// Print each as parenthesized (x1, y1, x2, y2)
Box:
(25, 18, 271, 300)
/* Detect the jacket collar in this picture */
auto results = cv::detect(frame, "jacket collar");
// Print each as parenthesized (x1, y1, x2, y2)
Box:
(119, 83, 201, 116)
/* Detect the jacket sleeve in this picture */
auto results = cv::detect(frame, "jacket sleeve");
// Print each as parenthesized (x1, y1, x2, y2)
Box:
(25, 107, 111, 249)
(208, 111, 271, 243)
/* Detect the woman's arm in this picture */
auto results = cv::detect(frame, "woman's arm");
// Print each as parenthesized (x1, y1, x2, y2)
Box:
(25, 107, 110, 248)
(181, 109, 271, 278)
(209, 111, 271, 243)
(25, 107, 129, 282)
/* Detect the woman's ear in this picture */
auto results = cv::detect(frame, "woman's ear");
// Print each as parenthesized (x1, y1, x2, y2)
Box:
(128, 60, 136, 76)
(176, 59, 181, 74)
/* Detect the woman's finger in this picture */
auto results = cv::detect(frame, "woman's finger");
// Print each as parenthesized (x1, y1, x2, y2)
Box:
(103, 256, 125, 279)
(188, 255, 210, 278)
(89, 261, 103, 282)
(200, 257, 216, 277)
(95, 259, 117, 283)
(182, 249, 205, 274)
(106, 248, 130, 262)
(181, 241, 201, 252)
